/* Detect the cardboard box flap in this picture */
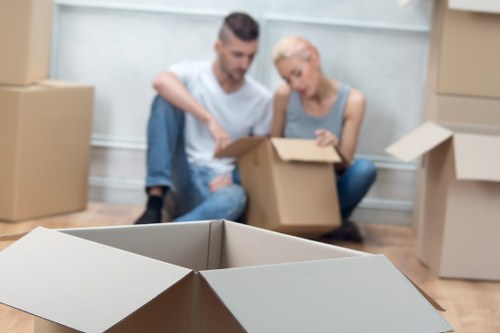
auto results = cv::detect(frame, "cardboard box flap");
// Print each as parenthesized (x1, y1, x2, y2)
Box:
(215, 136, 266, 158)
(0, 227, 192, 332)
(449, 0, 500, 14)
(453, 133, 500, 182)
(271, 138, 342, 163)
(386, 122, 454, 162)
(201, 255, 453, 333)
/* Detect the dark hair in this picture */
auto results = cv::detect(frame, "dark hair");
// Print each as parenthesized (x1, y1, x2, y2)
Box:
(219, 12, 259, 42)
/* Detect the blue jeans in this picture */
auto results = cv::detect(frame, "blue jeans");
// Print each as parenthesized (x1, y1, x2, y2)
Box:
(337, 159, 377, 221)
(146, 95, 247, 221)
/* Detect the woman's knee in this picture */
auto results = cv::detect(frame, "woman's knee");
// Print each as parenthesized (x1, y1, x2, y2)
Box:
(354, 159, 377, 185)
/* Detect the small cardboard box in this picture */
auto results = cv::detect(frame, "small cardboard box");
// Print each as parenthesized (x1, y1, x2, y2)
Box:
(0, 0, 53, 85)
(0, 80, 94, 221)
(386, 122, 500, 280)
(427, 0, 500, 98)
(422, 84, 500, 125)
(217, 137, 342, 235)
(0, 220, 453, 332)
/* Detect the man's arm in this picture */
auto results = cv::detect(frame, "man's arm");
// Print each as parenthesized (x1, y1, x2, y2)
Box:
(153, 70, 230, 151)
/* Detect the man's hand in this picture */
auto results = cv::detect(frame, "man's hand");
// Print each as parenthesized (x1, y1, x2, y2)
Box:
(315, 129, 339, 147)
(209, 175, 233, 192)
(207, 118, 231, 153)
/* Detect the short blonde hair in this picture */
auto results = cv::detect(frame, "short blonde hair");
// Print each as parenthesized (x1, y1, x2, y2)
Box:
(271, 36, 316, 64)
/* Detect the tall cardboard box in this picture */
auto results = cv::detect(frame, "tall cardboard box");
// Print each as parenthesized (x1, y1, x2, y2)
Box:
(0, 80, 94, 221)
(421, 84, 500, 125)
(0, 221, 453, 332)
(387, 122, 500, 280)
(427, 0, 500, 98)
(0, 0, 53, 85)
(218, 137, 342, 235)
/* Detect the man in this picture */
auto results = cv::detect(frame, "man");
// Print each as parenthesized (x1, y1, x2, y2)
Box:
(135, 12, 272, 224)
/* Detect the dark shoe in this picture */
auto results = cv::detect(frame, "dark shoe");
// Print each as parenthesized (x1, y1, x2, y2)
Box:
(134, 196, 163, 224)
(323, 221, 364, 243)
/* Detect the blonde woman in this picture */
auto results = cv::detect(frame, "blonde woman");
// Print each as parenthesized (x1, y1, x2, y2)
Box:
(271, 36, 376, 242)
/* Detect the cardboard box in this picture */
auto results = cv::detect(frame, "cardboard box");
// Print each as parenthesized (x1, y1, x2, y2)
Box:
(217, 137, 342, 235)
(450, 0, 500, 14)
(427, 0, 500, 98)
(0, 220, 453, 332)
(422, 84, 500, 125)
(0, 0, 53, 85)
(0, 80, 94, 221)
(386, 122, 500, 280)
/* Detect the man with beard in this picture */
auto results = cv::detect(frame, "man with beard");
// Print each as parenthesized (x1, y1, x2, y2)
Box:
(135, 12, 272, 224)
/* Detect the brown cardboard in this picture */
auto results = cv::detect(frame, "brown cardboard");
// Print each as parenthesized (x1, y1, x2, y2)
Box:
(0, 0, 53, 85)
(387, 122, 500, 280)
(0, 80, 94, 221)
(422, 84, 500, 125)
(0, 221, 453, 332)
(427, 0, 500, 98)
(217, 137, 342, 235)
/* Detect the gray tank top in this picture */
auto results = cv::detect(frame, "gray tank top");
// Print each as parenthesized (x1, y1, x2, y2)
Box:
(284, 83, 350, 142)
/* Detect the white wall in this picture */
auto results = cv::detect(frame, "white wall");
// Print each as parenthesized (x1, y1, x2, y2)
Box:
(51, 0, 433, 224)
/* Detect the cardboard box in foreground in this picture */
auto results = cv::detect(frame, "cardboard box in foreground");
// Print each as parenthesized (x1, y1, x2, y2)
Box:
(387, 122, 500, 280)
(218, 137, 342, 235)
(0, 221, 452, 332)
(0, 80, 94, 221)
(0, 0, 53, 85)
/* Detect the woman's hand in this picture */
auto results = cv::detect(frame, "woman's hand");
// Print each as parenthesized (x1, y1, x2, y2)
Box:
(315, 129, 339, 147)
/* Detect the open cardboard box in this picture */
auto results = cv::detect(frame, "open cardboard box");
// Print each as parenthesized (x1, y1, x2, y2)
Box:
(217, 137, 343, 235)
(386, 122, 500, 280)
(0, 220, 452, 332)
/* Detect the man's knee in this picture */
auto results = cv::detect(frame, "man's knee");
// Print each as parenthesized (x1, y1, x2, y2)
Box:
(216, 184, 247, 209)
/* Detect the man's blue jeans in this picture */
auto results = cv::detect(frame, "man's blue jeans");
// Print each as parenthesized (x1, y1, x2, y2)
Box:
(146, 95, 246, 222)
(337, 159, 377, 221)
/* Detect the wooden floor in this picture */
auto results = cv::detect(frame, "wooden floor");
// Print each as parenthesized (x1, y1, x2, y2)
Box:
(0, 202, 499, 333)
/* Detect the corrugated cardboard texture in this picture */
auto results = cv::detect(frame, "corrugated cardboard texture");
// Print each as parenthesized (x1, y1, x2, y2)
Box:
(452, 133, 500, 181)
(422, 84, 500, 125)
(0, 0, 53, 84)
(201, 256, 453, 333)
(386, 122, 453, 162)
(427, 0, 500, 98)
(0, 82, 94, 221)
(0, 227, 192, 332)
(222, 222, 366, 268)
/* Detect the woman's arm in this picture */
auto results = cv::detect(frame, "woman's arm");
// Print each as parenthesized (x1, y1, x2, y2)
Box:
(338, 88, 366, 164)
(271, 85, 291, 137)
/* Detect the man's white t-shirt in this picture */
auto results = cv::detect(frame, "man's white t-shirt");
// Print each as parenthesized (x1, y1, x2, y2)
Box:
(168, 60, 273, 175)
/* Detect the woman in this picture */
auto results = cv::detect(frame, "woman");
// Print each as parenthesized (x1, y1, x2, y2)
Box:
(271, 36, 376, 242)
